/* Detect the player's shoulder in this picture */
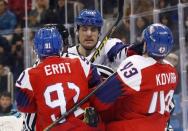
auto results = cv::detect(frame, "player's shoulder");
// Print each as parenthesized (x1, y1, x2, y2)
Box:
(68, 45, 78, 55)
(105, 38, 123, 48)
(126, 55, 176, 70)
(163, 59, 175, 67)
(107, 38, 123, 44)
(117, 55, 157, 91)
(122, 55, 157, 69)
(96, 38, 123, 49)
(22, 67, 33, 74)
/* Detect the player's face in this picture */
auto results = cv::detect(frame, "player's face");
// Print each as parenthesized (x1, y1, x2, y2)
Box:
(78, 26, 99, 50)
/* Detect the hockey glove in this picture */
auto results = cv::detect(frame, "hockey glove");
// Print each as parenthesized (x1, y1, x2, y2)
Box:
(83, 107, 99, 127)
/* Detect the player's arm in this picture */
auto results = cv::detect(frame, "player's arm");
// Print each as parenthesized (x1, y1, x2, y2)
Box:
(103, 38, 144, 70)
(107, 40, 144, 61)
(90, 72, 123, 111)
(15, 68, 37, 113)
(21, 61, 40, 131)
(105, 38, 128, 62)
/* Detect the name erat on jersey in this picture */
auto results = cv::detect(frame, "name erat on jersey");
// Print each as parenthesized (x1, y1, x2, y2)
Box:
(44, 62, 71, 76)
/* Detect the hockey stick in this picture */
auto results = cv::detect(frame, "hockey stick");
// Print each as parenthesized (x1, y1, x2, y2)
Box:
(90, 0, 124, 63)
(43, 73, 116, 131)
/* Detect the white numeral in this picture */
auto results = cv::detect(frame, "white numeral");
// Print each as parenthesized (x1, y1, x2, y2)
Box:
(44, 82, 82, 122)
(148, 90, 174, 114)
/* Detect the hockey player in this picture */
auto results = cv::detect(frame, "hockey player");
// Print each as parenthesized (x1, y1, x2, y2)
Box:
(15, 27, 104, 131)
(91, 23, 178, 131)
(68, 9, 128, 71)
(68, 9, 145, 78)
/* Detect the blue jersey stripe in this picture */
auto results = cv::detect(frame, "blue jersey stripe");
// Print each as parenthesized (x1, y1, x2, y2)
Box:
(95, 73, 122, 103)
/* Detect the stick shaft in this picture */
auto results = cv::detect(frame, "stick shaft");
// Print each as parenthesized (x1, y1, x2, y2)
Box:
(90, 0, 124, 63)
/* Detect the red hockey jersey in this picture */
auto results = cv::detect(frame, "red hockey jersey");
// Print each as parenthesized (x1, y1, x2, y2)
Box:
(92, 55, 178, 131)
(15, 54, 101, 131)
